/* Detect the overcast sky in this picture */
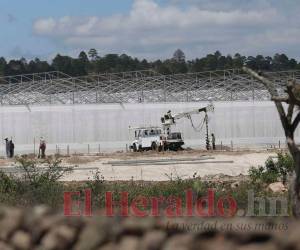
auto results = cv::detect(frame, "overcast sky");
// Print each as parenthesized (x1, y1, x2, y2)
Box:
(0, 0, 299, 60)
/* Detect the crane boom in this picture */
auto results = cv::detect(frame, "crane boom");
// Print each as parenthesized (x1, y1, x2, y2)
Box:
(173, 104, 214, 120)
(160, 103, 214, 150)
(161, 103, 214, 129)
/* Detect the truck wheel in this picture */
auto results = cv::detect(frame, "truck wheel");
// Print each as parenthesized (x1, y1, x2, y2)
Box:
(151, 142, 157, 151)
(138, 145, 143, 152)
(133, 143, 137, 152)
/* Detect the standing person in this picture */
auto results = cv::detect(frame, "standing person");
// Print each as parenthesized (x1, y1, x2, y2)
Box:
(4, 138, 10, 158)
(39, 137, 46, 159)
(9, 139, 14, 158)
(211, 133, 216, 150)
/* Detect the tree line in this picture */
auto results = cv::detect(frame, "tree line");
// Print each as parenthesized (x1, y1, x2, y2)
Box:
(0, 49, 299, 77)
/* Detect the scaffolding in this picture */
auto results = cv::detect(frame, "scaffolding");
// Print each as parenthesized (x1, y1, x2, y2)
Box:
(0, 69, 298, 105)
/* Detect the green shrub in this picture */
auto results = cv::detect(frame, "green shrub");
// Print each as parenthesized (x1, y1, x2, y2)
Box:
(15, 156, 73, 185)
(249, 152, 294, 184)
(0, 171, 17, 193)
(85, 169, 105, 194)
(277, 152, 294, 180)
(0, 156, 73, 207)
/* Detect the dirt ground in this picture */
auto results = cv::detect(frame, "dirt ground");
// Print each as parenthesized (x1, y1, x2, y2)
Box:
(58, 149, 278, 182)
(0, 149, 279, 182)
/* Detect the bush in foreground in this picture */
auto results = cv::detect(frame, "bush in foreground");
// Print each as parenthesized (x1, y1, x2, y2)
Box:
(0, 156, 73, 207)
(249, 152, 294, 184)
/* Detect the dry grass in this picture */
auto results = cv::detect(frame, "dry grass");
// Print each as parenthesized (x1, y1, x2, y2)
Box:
(64, 155, 98, 165)
(0, 158, 10, 166)
(61, 148, 273, 165)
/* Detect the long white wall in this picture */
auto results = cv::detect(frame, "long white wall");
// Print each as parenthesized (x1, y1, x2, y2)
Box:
(0, 102, 294, 154)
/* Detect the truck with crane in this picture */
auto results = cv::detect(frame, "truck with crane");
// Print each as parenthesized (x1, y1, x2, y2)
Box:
(129, 103, 214, 152)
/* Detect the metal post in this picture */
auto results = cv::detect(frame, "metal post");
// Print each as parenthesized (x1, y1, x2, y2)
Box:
(67, 145, 70, 156)
(163, 76, 166, 102)
(33, 137, 36, 156)
(186, 89, 189, 102)
(88, 144, 90, 155)
(72, 79, 75, 104)
(98, 144, 101, 154)
(97, 77, 100, 104)
(231, 141, 233, 151)
(251, 76, 255, 101)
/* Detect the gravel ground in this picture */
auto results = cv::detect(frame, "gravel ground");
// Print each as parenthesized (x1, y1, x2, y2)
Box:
(61, 150, 277, 181)
(0, 150, 278, 182)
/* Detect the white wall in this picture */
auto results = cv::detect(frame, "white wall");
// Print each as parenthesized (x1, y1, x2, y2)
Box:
(0, 102, 293, 154)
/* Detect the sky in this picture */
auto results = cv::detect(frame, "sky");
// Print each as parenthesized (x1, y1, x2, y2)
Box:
(0, 0, 299, 61)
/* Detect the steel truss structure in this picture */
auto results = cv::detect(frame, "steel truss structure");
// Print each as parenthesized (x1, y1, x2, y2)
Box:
(0, 69, 299, 105)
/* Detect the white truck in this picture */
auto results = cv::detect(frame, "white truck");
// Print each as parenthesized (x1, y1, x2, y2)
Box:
(129, 103, 214, 152)
(129, 127, 166, 152)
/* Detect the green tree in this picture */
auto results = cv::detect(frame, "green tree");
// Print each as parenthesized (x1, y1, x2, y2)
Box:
(204, 54, 218, 70)
(104, 54, 119, 72)
(28, 58, 52, 73)
(217, 55, 227, 69)
(79, 51, 89, 64)
(52, 54, 73, 75)
(153, 60, 171, 74)
(233, 53, 246, 68)
(272, 53, 290, 71)
(6, 59, 27, 76)
(77, 51, 89, 74)
(88, 48, 98, 61)
(0, 57, 7, 76)
(289, 58, 298, 69)
(173, 49, 186, 63)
